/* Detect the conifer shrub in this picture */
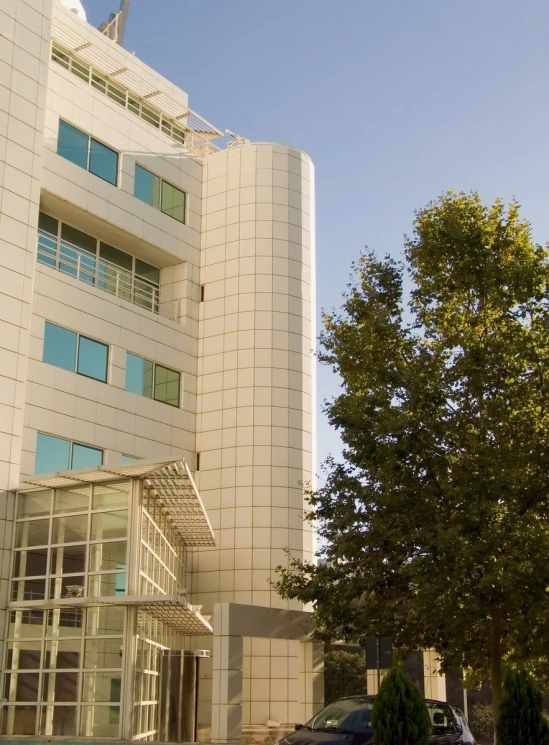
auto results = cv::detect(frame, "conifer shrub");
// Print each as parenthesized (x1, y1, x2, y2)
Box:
(498, 668, 549, 745)
(371, 667, 430, 745)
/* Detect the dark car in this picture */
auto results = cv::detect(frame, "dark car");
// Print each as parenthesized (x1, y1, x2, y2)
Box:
(281, 695, 462, 745)
(450, 706, 476, 745)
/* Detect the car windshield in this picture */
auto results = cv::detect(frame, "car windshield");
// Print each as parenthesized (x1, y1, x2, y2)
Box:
(307, 698, 374, 734)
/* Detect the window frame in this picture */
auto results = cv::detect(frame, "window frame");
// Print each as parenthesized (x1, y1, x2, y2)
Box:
(124, 352, 181, 408)
(57, 119, 119, 187)
(35, 434, 104, 476)
(43, 322, 109, 384)
(133, 163, 186, 224)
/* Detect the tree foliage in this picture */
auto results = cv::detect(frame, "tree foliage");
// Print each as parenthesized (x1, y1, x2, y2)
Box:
(324, 649, 367, 703)
(371, 667, 430, 745)
(275, 192, 549, 723)
(498, 668, 549, 745)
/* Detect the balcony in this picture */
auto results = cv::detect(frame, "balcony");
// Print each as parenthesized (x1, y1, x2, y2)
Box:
(37, 227, 175, 319)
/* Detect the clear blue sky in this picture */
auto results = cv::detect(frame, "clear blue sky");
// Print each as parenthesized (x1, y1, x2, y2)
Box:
(86, 0, 549, 469)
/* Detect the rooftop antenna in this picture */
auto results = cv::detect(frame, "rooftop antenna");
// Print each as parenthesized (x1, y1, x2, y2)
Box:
(98, 0, 131, 46)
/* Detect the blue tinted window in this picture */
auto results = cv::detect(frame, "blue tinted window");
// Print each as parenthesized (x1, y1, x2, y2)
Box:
(35, 434, 71, 475)
(71, 443, 103, 470)
(89, 139, 118, 185)
(43, 323, 77, 372)
(77, 336, 108, 382)
(134, 165, 160, 209)
(125, 353, 153, 398)
(57, 120, 89, 169)
(115, 569, 126, 595)
(120, 455, 138, 462)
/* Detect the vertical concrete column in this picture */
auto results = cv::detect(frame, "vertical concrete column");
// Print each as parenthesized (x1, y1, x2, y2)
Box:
(366, 670, 389, 694)
(196, 142, 316, 729)
(423, 650, 447, 701)
(0, 0, 53, 659)
(298, 641, 324, 724)
(211, 607, 244, 743)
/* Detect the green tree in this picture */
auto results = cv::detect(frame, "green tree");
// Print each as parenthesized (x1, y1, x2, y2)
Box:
(324, 649, 367, 703)
(275, 192, 549, 742)
(498, 668, 549, 745)
(371, 667, 430, 745)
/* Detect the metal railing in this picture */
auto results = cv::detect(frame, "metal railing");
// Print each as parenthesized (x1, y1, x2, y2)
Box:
(51, 42, 221, 159)
(37, 229, 174, 318)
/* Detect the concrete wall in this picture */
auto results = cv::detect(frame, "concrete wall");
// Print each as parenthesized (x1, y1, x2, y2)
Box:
(0, 0, 53, 662)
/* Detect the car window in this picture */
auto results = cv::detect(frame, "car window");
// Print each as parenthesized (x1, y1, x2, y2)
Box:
(307, 698, 374, 734)
(426, 702, 458, 736)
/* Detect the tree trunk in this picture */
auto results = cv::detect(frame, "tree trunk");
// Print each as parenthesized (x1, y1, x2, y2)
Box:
(491, 608, 503, 745)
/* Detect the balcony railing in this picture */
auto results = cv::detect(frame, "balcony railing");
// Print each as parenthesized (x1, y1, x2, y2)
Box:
(37, 229, 174, 318)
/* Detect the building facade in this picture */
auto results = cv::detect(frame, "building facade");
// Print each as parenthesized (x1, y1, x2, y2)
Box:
(0, 0, 321, 740)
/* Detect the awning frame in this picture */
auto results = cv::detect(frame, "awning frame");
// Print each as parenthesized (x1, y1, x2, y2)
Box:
(19, 455, 216, 548)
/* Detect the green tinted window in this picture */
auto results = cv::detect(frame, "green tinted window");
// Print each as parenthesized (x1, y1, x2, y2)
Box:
(125, 353, 153, 398)
(99, 243, 132, 271)
(154, 364, 180, 407)
(57, 121, 88, 169)
(135, 259, 159, 285)
(77, 336, 108, 383)
(43, 323, 77, 372)
(161, 181, 186, 223)
(38, 212, 58, 237)
(60, 224, 96, 254)
(89, 139, 118, 185)
(134, 165, 160, 209)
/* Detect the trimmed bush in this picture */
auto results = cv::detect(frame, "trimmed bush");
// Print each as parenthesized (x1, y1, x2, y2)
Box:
(371, 667, 430, 745)
(324, 650, 367, 704)
(468, 702, 494, 743)
(498, 668, 549, 745)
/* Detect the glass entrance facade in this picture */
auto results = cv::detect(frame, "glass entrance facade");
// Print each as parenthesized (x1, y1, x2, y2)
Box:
(2, 473, 205, 740)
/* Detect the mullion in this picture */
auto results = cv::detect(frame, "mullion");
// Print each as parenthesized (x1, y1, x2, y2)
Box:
(86, 132, 92, 171)
(74, 332, 81, 376)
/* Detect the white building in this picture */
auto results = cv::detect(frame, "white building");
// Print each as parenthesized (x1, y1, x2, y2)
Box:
(0, 0, 322, 740)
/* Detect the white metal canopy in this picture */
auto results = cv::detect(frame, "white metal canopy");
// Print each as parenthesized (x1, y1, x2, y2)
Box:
(19, 456, 216, 548)
(10, 594, 213, 635)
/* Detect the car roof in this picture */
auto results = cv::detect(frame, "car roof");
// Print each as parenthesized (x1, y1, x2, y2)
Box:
(335, 695, 451, 706)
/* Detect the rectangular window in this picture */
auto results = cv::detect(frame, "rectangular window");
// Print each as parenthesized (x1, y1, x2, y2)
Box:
(134, 165, 160, 209)
(43, 323, 77, 372)
(125, 353, 180, 407)
(76, 336, 109, 382)
(57, 120, 118, 186)
(35, 434, 71, 475)
(43, 323, 108, 383)
(89, 138, 118, 185)
(71, 442, 103, 470)
(154, 364, 181, 407)
(57, 120, 88, 170)
(161, 180, 186, 222)
(133, 164, 186, 223)
(35, 434, 103, 475)
(125, 353, 153, 398)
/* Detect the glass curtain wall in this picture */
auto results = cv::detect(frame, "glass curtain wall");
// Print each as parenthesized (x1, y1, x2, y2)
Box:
(132, 486, 189, 741)
(3, 482, 130, 737)
(4, 480, 192, 740)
